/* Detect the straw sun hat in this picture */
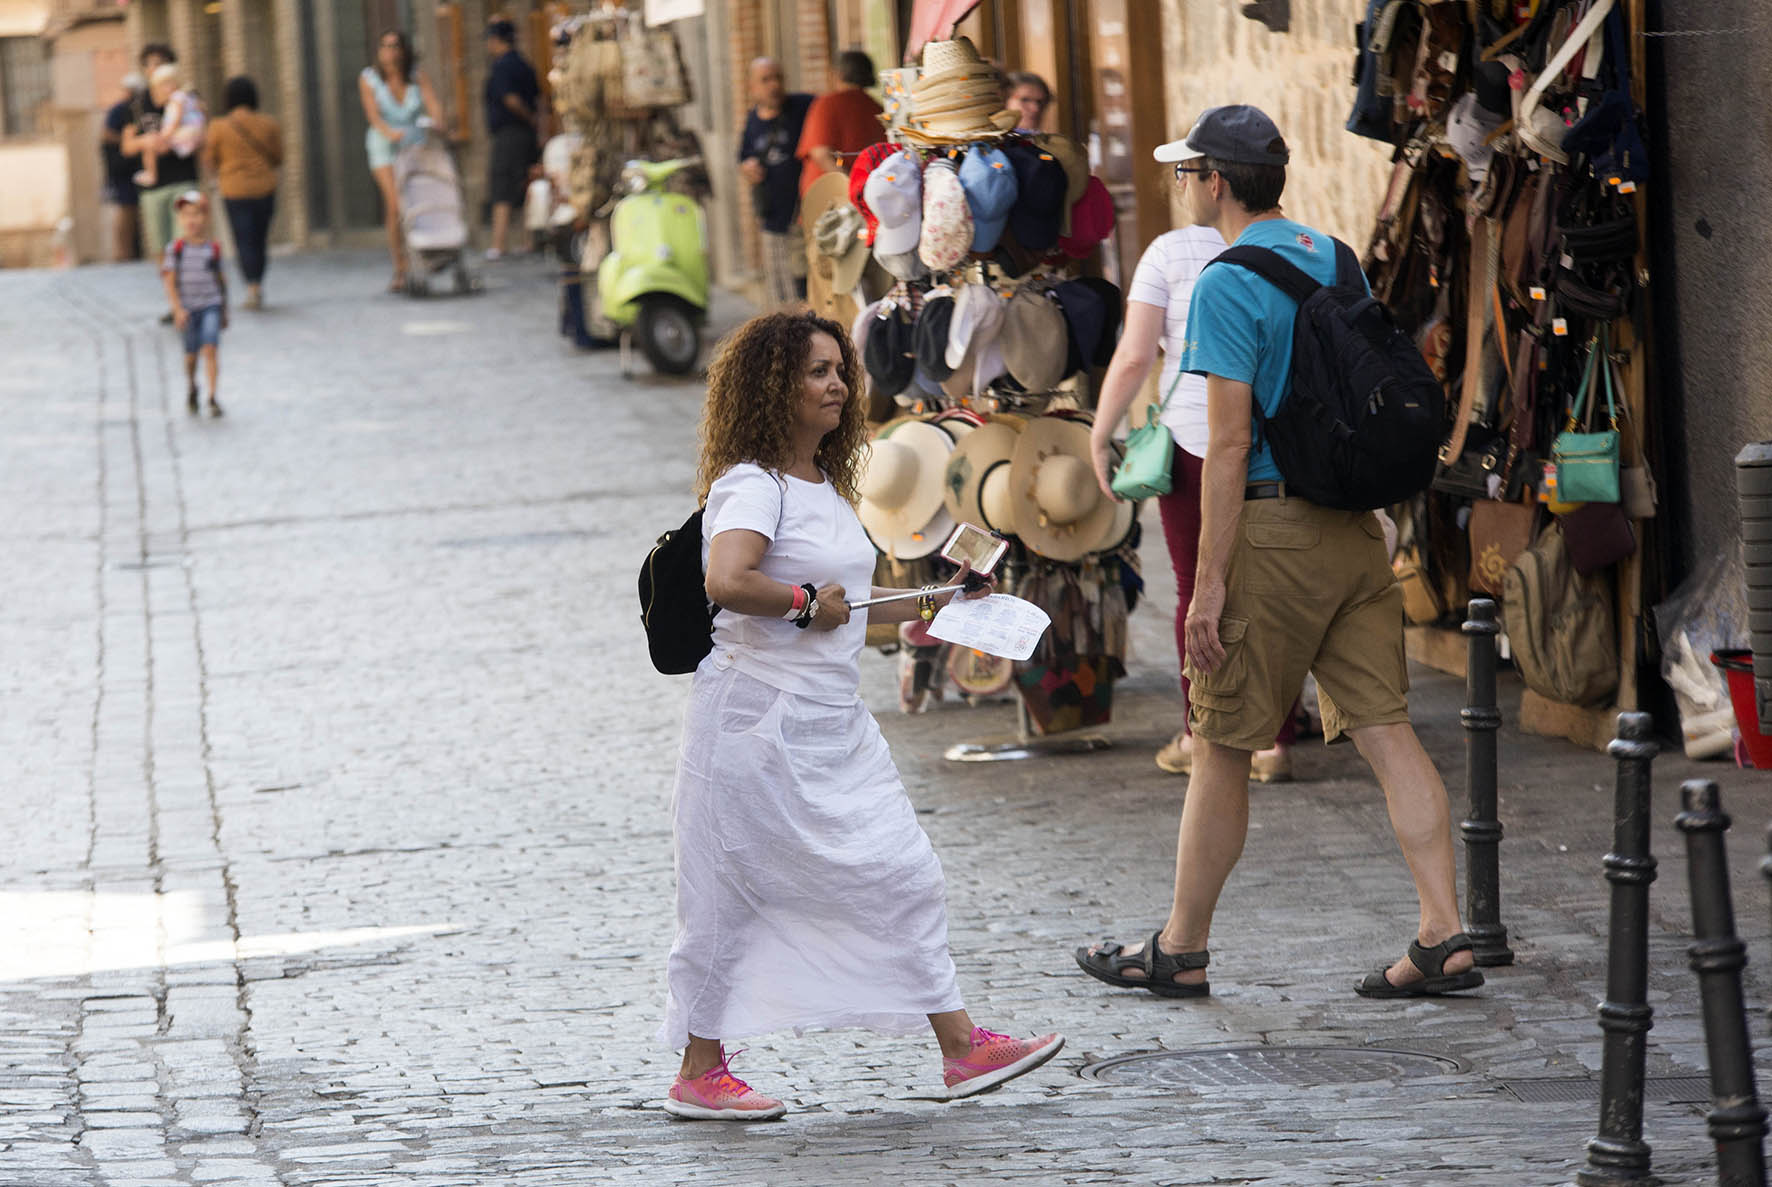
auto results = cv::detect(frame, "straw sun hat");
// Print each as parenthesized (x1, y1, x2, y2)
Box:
(942, 415, 1024, 539)
(858, 419, 958, 559)
(904, 36, 1018, 144)
(1008, 415, 1120, 562)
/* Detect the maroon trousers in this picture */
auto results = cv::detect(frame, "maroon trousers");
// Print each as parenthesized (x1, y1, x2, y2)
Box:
(1154, 448, 1299, 746)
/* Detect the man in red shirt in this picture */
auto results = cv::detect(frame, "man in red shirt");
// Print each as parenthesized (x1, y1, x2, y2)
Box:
(795, 51, 884, 198)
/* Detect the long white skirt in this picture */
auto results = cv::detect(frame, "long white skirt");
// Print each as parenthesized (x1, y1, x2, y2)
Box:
(656, 661, 963, 1051)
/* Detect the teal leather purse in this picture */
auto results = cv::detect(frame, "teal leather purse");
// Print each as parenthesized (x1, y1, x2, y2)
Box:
(1552, 331, 1621, 504)
(1110, 371, 1184, 501)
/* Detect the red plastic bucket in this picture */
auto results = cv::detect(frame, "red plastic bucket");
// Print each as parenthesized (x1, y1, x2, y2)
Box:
(1711, 650, 1772, 769)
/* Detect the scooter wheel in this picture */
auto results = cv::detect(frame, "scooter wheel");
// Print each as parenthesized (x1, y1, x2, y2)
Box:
(635, 295, 701, 375)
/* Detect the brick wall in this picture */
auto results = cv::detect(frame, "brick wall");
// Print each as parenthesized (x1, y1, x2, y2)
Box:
(1157, 0, 1391, 246)
(729, 0, 764, 283)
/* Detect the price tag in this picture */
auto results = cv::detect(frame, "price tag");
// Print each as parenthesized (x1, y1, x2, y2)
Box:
(1552, 317, 1569, 337)
(1529, 285, 1547, 302)
(1560, 253, 1575, 270)
(1618, 180, 1637, 195)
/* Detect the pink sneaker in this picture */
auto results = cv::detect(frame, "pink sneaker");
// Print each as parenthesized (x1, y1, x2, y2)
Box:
(662, 1048, 786, 1121)
(942, 1027, 1065, 1098)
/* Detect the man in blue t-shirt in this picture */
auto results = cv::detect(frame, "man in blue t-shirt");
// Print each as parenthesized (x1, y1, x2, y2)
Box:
(1073, 106, 1482, 1005)
(737, 58, 812, 307)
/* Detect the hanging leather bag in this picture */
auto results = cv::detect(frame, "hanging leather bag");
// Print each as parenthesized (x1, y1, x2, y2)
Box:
(1558, 499, 1635, 576)
(1551, 330, 1621, 504)
(1502, 521, 1619, 707)
(1468, 495, 1538, 596)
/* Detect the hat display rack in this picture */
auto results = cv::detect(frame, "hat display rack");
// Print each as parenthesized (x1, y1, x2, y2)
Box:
(1349, 0, 1656, 721)
(831, 34, 1140, 758)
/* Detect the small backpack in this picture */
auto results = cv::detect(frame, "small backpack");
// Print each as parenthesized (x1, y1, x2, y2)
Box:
(638, 471, 787, 676)
(1209, 237, 1444, 511)
(1501, 522, 1618, 707)
(639, 508, 715, 675)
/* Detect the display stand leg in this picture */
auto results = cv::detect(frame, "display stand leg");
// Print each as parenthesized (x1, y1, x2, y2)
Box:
(943, 696, 1110, 763)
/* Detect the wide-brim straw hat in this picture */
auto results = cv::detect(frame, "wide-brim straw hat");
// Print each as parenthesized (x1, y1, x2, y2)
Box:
(858, 418, 956, 559)
(909, 35, 1018, 140)
(1009, 414, 1118, 562)
(943, 414, 1025, 535)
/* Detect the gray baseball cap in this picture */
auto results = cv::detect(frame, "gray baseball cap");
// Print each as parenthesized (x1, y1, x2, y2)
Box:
(1153, 105, 1290, 167)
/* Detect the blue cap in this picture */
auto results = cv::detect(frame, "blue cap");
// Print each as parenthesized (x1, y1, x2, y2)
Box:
(958, 147, 1019, 254)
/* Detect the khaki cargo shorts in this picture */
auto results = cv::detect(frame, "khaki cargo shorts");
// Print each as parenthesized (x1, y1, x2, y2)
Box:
(1184, 496, 1411, 750)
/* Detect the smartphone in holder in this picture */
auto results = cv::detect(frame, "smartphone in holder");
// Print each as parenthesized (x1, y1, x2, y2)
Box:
(939, 522, 1008, 577)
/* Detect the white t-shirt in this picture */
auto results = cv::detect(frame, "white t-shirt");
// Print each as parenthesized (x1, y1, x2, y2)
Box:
(701, 462, 877, 703)
(1126, 225, 1228, 458)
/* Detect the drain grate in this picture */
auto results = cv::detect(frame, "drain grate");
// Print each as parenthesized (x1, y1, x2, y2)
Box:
(1504, 1077, 1719, 1104)
(1081, 1045, 1464, 1090)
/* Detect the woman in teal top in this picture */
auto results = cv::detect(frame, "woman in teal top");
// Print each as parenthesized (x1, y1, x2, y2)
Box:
(357, 29, 446, 291)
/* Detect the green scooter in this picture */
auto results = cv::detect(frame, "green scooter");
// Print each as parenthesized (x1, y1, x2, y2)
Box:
(595, 158, 708, 376)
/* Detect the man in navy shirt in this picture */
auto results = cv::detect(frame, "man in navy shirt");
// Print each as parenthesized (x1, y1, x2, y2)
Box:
(484, 19, 540, 259)
(1074, 106, 1482, 1005)
(101, 72, 146, 260)
(737, 58, 812, 307)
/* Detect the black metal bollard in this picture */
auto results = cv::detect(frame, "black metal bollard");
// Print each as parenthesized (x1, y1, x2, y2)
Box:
(1460, 598, 1514, 966)
(1675, 780, 1769, 1187)
(1764, 822, 1772, 1029)
(1579, 712, 1659, 1185)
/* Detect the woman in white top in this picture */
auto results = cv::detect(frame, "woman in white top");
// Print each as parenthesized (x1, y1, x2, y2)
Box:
(1088, 183, 1300, 786)
(660, 311, 1063, 1120)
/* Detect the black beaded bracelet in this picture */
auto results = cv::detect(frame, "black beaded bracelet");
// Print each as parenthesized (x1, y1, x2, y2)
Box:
(793, 582, 818, 629)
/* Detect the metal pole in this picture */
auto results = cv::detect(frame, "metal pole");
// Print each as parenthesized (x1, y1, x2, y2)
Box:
(1460, 598, 1513, 966)
(1674, 780, 1769, 1187)
(1579, 711, 1659, 1186)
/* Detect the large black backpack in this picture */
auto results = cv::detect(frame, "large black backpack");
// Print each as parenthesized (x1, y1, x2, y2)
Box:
(1210, 238, 1444, 511)
(639, 508, 715, 675)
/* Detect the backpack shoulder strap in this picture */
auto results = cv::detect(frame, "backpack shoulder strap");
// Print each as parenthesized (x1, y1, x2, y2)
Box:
(1330, 238, 1365, 289)
(1211, 245, 1321, 305)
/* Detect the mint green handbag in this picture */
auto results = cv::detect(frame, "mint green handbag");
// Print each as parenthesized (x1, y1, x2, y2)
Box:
(1552, 330, 1621, 504)
(1110, 371, 1184, 501)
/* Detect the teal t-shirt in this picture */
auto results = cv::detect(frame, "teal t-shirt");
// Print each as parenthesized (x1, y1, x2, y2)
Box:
(1179, 218, 1358, 483)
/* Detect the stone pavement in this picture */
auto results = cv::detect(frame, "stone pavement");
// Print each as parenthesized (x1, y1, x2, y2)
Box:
(1, 249, 1768, 1187)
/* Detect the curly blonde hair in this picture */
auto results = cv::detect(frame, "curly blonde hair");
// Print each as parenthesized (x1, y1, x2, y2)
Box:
(695, 311, 868, 504)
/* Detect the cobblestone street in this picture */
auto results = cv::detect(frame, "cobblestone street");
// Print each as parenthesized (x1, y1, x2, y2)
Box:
(3, 250, 1770, 1186)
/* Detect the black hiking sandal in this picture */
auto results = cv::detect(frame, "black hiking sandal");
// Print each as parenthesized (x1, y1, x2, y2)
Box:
(1355, 932, 1485, 998)
(1074, 931, 1210, 998)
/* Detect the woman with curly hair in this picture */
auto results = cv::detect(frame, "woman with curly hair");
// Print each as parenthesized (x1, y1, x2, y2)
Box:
(659, 311, 1064, 1121)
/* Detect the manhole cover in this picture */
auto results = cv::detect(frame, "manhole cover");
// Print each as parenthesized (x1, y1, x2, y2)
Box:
(1081, 1045, 1465, 1089)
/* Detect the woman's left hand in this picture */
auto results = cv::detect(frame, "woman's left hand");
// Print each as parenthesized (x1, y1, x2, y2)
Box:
(952, 561, 995, 602)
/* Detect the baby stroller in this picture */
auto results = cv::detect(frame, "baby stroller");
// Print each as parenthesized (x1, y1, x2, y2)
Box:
(392, 124, 479, 297)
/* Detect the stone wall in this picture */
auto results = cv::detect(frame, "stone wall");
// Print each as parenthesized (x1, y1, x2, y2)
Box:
(1157, 0, 1392, 246)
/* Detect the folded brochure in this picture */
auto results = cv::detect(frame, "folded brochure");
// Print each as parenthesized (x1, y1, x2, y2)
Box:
(926, 594, 1050, 663)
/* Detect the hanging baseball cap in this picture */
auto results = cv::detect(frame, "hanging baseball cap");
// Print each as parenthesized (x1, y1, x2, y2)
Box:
(1057, 176, 1115, 259)
(1053, 280, 1108, 378)
(862, 304, 917, 398)
(1002, 139, 1068, 255)
(945, 282, 1005, 372)
(1034, 134, 1089, 236)
(913, 291, 958, 381)
(865, 149, 924, 256)
(1153, 104, 1290, 166)
(849, 142, 897, 245)
(1000, 288, 1068, 393)
(918, 157, 973, 273)
(958, 146, 1018, 253)
(1073, 276, 1124, 367)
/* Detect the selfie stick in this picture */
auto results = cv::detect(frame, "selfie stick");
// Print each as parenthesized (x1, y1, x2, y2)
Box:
(844, 582, 965, 611)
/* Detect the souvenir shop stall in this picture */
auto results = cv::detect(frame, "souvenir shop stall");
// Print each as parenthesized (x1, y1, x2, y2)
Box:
(546, 5, 703, 341)
(1349, 0, 1665, 750)
(804, 31, 1137, 754)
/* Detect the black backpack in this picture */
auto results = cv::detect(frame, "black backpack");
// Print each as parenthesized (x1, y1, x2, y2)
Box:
(1209, 238, 1444, 511)
(639, 508, 715, 675)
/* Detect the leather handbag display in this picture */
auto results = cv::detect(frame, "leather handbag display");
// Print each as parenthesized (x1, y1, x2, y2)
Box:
(1502, 521, 1619, 707)
(1110, 372, 1183, 501)
(1468, 496, 1537, 595)
(1559, 499, 1635, 575)
(1552, 332, 1621, 504)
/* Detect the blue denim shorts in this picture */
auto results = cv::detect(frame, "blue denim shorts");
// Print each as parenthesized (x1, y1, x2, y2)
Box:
(183, 304, 222, 354)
